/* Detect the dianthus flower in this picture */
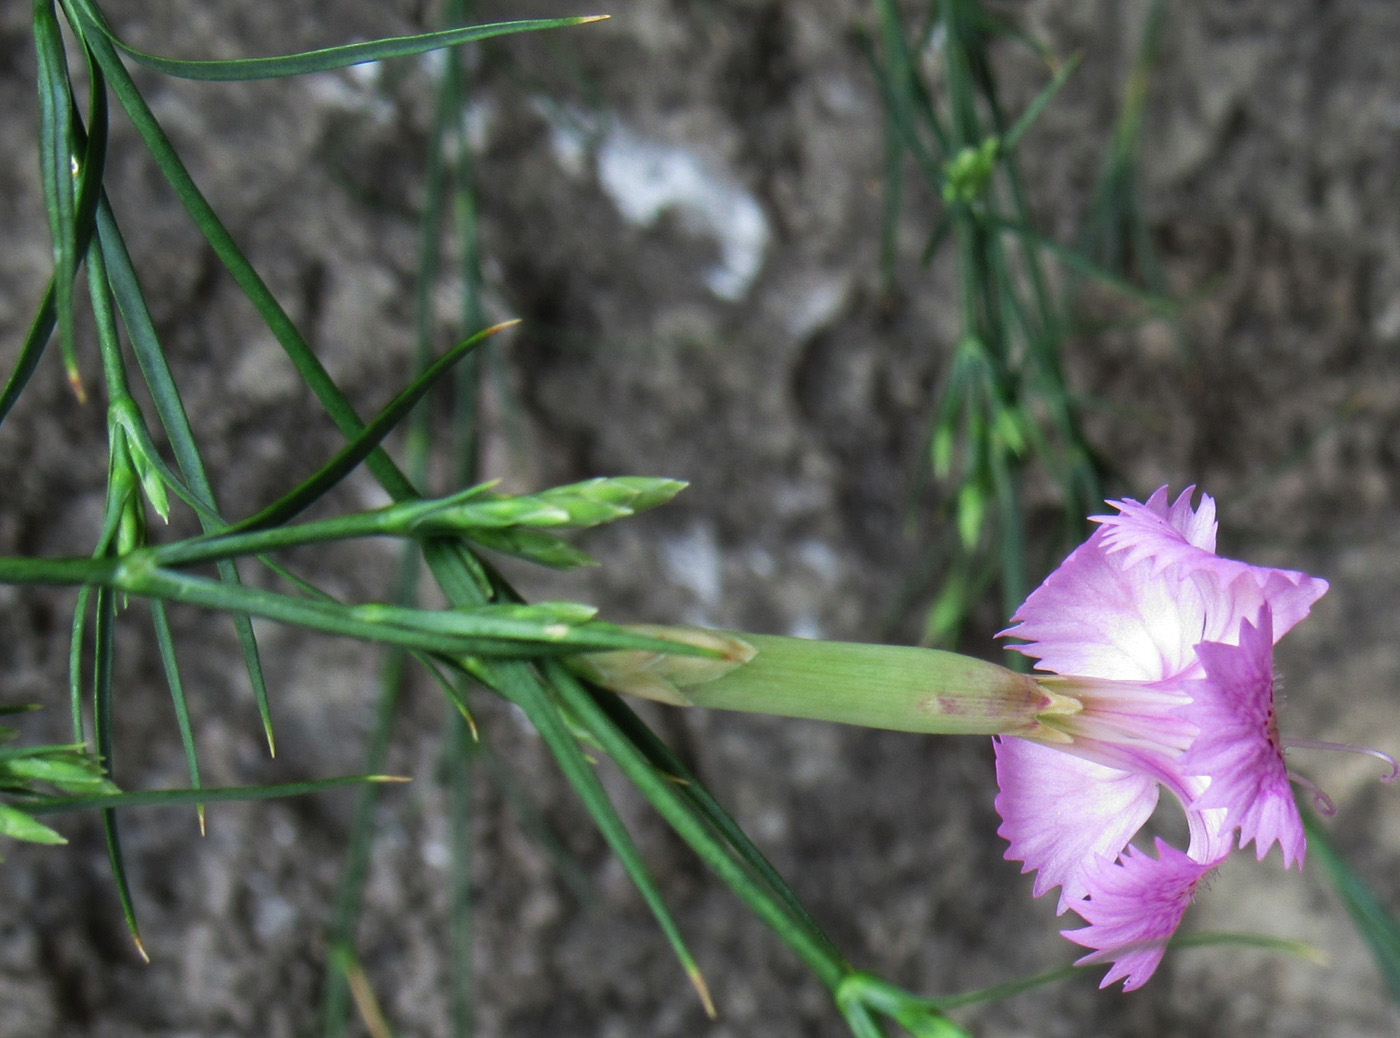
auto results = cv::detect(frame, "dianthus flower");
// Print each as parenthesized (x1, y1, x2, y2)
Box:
(993, 486, 1391, 990)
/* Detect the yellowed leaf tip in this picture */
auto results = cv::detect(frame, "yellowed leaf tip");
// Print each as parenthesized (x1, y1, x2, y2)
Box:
(197, 804, 207, 837)
(67, 369, 88, 405)
(688, 964, 717, 1019)
(577, 14, 611, 24)
(345, 957, 394, 1038)
(480, 317, 522, 339)
(367, 774, 413, 784)
(133, 932, 151, 964)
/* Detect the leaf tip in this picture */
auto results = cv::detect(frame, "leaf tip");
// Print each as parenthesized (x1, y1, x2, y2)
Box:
(68, 368, 88, 404)
(482, 317, 522, 337)
(688, 964, 717, 1019)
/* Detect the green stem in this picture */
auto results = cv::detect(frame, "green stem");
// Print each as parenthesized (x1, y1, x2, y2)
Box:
(149, 509, 401, 568)
(0, 555, 116, 586)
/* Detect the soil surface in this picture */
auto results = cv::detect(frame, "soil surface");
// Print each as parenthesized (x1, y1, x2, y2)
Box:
(3, 1, 1400, 1036)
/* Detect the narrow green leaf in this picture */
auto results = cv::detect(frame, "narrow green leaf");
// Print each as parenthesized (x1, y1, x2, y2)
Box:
(989, 215, 1176, 313)
(69, 584, 92, 742)
(1001, 52, 1082, 153)
(150, 600, 203, 830)
(73, 30, 111, 254)
(92, 586, 146, 959)
(71, 1, 604, 82)
(34, 0, 83, 399)
(24, 774, 405, 815)
(3, 37, 109, 430)
(0, 282, 59, 430)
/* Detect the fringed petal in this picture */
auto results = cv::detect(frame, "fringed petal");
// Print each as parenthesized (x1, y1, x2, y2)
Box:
(1062, 839, 1220, 991)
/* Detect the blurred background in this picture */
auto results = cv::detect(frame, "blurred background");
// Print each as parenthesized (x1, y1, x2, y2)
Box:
(2, 1, 1400, 1035)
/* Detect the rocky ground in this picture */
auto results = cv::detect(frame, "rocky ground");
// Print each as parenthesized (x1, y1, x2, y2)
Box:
(3, 1, 1400, 1035)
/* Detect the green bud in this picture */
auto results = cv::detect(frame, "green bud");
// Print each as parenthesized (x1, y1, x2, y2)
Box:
(468, 527, 598, 569)
(942, 136, 1000, 205)
(453, 499, 576, 529)
(577, 627, 1055, 737)
(557, 476, 688, 515)
(922, 573, 971, 647)
(956, 482, 985, 551)
(109, 401, 171, 523)
(131, 445, 171, 525)
(3, 753, 118, 795)
(993, 407, 1026, 457)
(115, 492, 147, 557)
(930, 424, 956, 480)
(530, 495, 632, 528)
(410, 476, 687, 537)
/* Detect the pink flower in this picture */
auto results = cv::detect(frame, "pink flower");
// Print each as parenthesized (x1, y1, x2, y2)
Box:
(994, 486, 1331, 989)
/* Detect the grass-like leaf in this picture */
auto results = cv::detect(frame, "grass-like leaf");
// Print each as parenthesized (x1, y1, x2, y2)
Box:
(90, 585, 147, 959)
(69, 0, 604, 82)
(150, 600, 204, 832)
(24, 773, 405, 815)
(34, 0, 85, 400)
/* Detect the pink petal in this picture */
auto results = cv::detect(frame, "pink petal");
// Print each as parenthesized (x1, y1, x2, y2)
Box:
(1062, 839, 1219, 991)
(994, 738, 1159, 911)
(1185, 609, 1306, 867)
(1002, 527, 1212, 682)
(1094, 486, 1218, 572)
(1096, 487, 1328, 641)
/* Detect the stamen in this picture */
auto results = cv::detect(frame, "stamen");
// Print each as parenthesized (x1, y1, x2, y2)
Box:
(1282, 738, 1400, 782)
(1287, 771, 1337, 816)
